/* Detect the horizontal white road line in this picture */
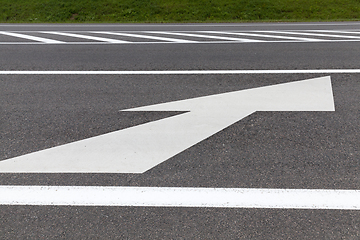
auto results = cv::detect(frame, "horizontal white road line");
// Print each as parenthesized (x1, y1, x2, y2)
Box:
(148, 31, 263, 42)
(1, 69, 360, 74)
(93, 31, 197, 43)
(41, 31, 129, 43)
(1, 186, 359, 209)
(0, 31, 64, 43)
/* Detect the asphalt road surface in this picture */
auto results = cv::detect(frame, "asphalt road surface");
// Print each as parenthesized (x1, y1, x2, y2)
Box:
(1, 22, 360, 239)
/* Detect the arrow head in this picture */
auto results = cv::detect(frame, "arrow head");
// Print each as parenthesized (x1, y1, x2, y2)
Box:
(125, 76, 334, 112)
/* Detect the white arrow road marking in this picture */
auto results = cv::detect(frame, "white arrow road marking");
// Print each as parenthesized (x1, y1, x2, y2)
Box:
(1, 186, 359, 209)
(0, 76, 334, 173)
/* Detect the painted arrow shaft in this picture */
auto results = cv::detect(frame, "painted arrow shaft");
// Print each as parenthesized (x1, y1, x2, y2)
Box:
(0, 76, 335, 173)
(0, 110, 254, 173)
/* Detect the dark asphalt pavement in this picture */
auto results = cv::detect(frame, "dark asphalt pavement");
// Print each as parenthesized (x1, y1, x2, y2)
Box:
(1, 22, 360, 239)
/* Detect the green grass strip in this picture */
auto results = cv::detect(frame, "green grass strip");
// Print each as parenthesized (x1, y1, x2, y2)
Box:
(1, 0, 360, 23)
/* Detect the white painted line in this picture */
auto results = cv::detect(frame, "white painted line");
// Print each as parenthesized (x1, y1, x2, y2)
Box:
(0, 77, 334, 173)
(41, 31, 130, 43)
(257, 30, 360, 40)
(2, 39, 360, 45)
(1, 69, 360, 74)
(0, 41, 166, 45)
(148, 31, 263, 42)
(1, 22, 360, 27)
(1, 186, 360, 209)
(307, 30, 360, 35)
(0, 31, 64, 43)
(203, 31, 320, 41)
(93, 31, 197, 43)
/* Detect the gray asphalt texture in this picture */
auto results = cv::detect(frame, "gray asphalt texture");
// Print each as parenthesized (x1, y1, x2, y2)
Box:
(1, 22, 360, 239)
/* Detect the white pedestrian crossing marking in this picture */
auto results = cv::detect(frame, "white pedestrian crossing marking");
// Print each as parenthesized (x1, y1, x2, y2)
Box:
(258, 30, 360, 39)
(41, 31, 130, 43)
(0, 31, 64, 43)
(93, 31, 197, 43)
(148, 31, 263, 42)
(1, 30, 360, 44)
(307, 30, 360, 35)
(203, 31, 320, 41)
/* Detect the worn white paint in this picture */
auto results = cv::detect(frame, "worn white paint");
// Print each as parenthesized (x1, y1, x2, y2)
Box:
(0, 76, 334, 173)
